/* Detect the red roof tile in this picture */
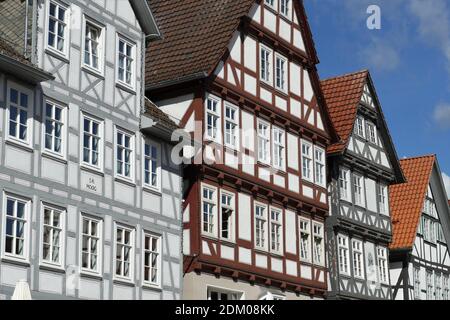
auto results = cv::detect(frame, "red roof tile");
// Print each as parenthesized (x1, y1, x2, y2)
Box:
(144, 97, 179, 131)
(389, 155, 436, 250)
(320, 70, 368, 153)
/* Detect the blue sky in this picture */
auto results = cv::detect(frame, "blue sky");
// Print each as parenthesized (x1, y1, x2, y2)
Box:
(304, 0, 450, 196)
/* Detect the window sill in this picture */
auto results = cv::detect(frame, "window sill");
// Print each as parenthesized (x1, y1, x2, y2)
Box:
(45, 48, 70, 64)
(116, 82, 136, 95)
(80, 164, 104, 176)
(80, 270, 103, 280)
(113, 277, 135, 287)
(82, 65, 105, 79)
(1, 256, 30, 267)
(142, 185, 162, 196)
(254, 247, 269, 255)
(274, 87, 289, 97)
(219, 238, 236, 246)
(142, 283, 162, 291)
(5, 139, 34, 153)
(115, 176, 136, 187)
(42, 151, 68, 164)
(40, 263, 66, 273)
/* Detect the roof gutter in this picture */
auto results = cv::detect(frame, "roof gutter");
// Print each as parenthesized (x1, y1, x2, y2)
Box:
(145, 71, 209, 92)
(129, 0, 161, 40)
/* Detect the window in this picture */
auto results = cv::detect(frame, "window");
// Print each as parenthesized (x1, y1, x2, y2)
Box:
(366, 121, 377, 144)
(430, 221, 436, 243)
(205, 96, 221, 142)
(377, 247, 388, 284)
(224, 103, 239, 149)
(337, 235, 350, 275)
(422, 216, 436, 244)
(143, 233, 161, 287)
(339, 168, 351, 201)
(117, 36, 135, 87)
(115, 225, 134, 280)
(423, 216, 430, 241)
(42, 206, 64, 266)
(47, 1, 68, 54)
(301, 140, 313, 182)
(314, 146, 326, 187)
(44, 101, 65, 156)
(378, 184, 388, 214)
(280, 0, 290, 17)
(275, 54, 287, 92)
(353, 173, 365, 207)
(7, 86, 31, 145)
(255, 204, 268, 250)
(208, 287, 242, 300)
(260, 45, 273, 84)
(202, 186, 217, 236)
(435, 273, 442, 300)
(143, 140, 161, 190)
(443, 275, 449, 300)
(258, 120, 270, 163)
(220, 192, 234, 241)
(83, 19, 103, 71)
(272, 127, 285, 170)
(426, 270, 434, 300)
(81, 215, 102, 274)
(352, 240, 364, 279)
(299, 218, 311, 262)
(264, 0, 276, 9)
(270, 209, 283, 254)
(313, 222, 324, 266)
(414, 266, 421, 300)
(82, 115, 102, 169)
(2, 195, 29, 260)
(355, 116, 365, 138)
(116, 129, 134, 179)
(437, 225, 445, 243)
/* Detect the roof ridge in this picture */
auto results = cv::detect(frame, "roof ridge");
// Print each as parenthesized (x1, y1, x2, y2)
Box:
(321, 69, 369, 83)
(399, 154, 436, 162)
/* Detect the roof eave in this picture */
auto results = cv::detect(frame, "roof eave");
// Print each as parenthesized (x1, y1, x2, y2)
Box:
(129, 0, 161, 40)
(0, 54, 54, 84)
(145, 71, 209, 92)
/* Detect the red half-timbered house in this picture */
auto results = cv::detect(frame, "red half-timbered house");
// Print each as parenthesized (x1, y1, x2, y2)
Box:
(146, 0, 336, 300)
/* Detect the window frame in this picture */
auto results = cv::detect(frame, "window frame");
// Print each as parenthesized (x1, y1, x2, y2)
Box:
(1, 193, 31, 264)
(80, 113, 104, 172)
(352, 239, 365, 279)
(6, 82, 34, 148)
(378, 183, 389, 215)
(114, 126, 135, 182)
(260, 44, 273, 86)
(279, 0, 291, 19)
(337, 234, 350, 276)
(264, 0, 277, 10)
(79, 214, 103, 276)
(314, 146, 326, 187)
(301, 139, 313, 183)
(426, 269, 434, 300)
(299, 217, 311, 263)
(201, 184, 218, 238)
(269, 207, 283, 255)
(142, 231, 162, 289)
(45, 0, 70, 58)
(413, 265, 421, 300)
(254, 202, 269, 251)
(272, 126, 286, 171)
(142, 137, 162, 192)
(353, 172, 365, 208)
(113, 223, 135, 282)
(339, 167, 351, 201)
(40, 203, 66, 269)
(219, 190, 235, 243)
(366, 121, 377, 144)
(224, 102, 239, 150)
(205, 94, 222, 143)
(377, 246, 389, 284)
(207, 285, 244, 300)
(355, 116, 365, 138)
(116, 33, 136, 90)
(257, 119, 271, 165)
(81, 16, 105, 75)
(42, 98, 67, 159)
(275, 53, 288, 93)
(312, 222, 325, 266)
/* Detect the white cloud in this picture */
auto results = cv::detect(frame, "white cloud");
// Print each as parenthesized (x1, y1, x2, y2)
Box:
(442, 172, 450, 199)
(433, 103, 450, 128)
(359, 38, 400, 71)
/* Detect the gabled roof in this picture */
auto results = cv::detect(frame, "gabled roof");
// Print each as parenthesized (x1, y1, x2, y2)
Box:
(145, 0, 319, 90)
(320, 70, 368, 153)
(389, 155, 436, 250)
(144, 97, 178, 131)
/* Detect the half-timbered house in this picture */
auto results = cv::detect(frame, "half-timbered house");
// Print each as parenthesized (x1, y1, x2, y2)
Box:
(389, 155, 450, 300)
(321, 70, 405, 300)
(146, 0, 337, 300)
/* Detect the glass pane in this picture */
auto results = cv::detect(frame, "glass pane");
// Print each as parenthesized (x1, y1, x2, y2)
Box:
(6, 199, 14, 216)
(6, 218, 13, 236)
(5, 236, 13, 253)
(16, 239, 24, 255)
(10, 89, 18, 104)
(17, 202, 25, 218)
(20, 93, 28, 108)
(43, 244, 50, 261)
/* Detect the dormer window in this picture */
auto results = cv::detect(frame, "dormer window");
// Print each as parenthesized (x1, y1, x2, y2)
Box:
(366, 121, 377, 144)
(355, 116, 365, 138)
(280, 0, 290, 18)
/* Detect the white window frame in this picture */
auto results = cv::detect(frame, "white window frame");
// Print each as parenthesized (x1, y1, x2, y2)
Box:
(113, 223, 135, 282)
(339, 167, 351, 201)
(142, 231, 162, 289)
(435, 273, 442, 300)
(82, 16, 105, 75)
(207, 286, 244, 300)
(220, 190, 235, 242)
(42, 99, 67, 159)
(201, 184, 218, 238)
(257, 119, 271, 164)
(264, 0, 277, 10)
(301, 139, 313, 182)
(443, 275, 449, 300)
(275, 53, 288, 93)
(353, 173, 365, 207)
(142, 138, 161, 192)
(378, 184, 389, 215)
(299, 217, 311, 263)
(79, 214, 103, 276)
(260, 44, 273, 86)
(6, 82, 34, 148)
(1, 193, 31, 263)
(45, 0, 70, 57)
(313, 222, 325, 266)
(40, 203, 65, 269)
(80, 113, 104, 172)
(377, 247, 389, 284)
(205, 94, 222, 143)
(272, 126, 285, 170)
(355, 116, 365, 138)
(114, 126, 135, 182)
(116, 34, 136, 90)
(337, 234, 350, 276)
(314, 146, 326, 187)
(352, 239, 365, 279)
(366, 121, 377, 144)
(426, 270, 434, 300)
(254, 202, 268, 251)
(224, 102, 239, 150)
(279, 0, 291, 19)
(414, 266, 421, 300)
(269, 207, 283, 255)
